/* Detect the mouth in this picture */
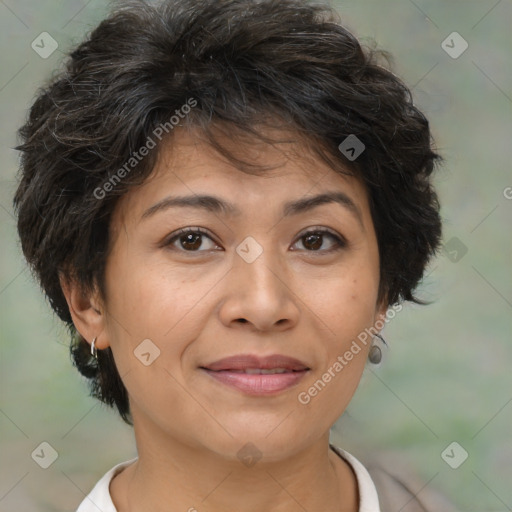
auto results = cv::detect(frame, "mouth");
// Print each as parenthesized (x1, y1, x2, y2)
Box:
(199, 354, 310, 395)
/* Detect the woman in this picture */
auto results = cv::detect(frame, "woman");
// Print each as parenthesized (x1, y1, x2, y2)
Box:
(13, 0, 457, 510)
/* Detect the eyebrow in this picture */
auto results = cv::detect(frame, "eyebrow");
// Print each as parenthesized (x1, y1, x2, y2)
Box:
(141, 191, 364, 227)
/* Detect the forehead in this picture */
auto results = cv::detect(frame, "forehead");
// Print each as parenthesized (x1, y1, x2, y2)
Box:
(156, 124, 350, 179)
(112, 124, 370, 225)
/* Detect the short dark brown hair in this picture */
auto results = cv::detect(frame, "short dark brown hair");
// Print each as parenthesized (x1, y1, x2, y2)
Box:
(13, 0, 442, 425)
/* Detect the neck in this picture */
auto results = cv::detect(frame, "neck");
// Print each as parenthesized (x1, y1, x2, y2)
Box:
(110, 421, 358, 512)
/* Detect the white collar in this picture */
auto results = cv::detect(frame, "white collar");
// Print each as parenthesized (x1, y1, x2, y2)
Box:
(330, 444, 381, 511)
(76, 446, 381, 511)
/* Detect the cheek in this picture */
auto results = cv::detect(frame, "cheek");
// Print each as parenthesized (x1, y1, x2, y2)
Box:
(104, 251, 192, 334)
(312, 270, 379, 341)
(297, 287, 376, 427)
(103, 254, 214, 379)
(101, 259, 201, 424)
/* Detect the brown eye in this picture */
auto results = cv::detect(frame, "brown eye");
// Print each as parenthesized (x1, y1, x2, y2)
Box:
(293, 229, 346, 252)
(303, 232, 323, 251)
(165, 228, 219, 252)
(179, 232, 203, 251)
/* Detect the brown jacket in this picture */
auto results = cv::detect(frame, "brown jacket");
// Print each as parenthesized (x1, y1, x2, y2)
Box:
(364, 452, 461, 512)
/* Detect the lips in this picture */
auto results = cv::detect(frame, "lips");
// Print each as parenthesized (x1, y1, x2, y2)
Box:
(201, 354, 310, 372)
(200, 354, 310, 395)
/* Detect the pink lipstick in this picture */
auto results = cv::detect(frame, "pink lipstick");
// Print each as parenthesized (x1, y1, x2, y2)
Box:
(201, 354, 310, 395)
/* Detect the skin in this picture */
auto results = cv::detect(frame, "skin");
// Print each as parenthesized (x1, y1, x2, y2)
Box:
(62, 125, 388, 512)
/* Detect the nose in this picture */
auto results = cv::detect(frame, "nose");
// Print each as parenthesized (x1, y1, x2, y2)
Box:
(217, 245, 300, 333)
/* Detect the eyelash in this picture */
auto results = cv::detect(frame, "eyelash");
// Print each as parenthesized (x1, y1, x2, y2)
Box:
(163, 227, 347, 254)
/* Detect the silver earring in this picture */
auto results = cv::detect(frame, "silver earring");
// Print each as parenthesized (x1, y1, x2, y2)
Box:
(91, 337, 98, 359)
(368, 333, 387, 365)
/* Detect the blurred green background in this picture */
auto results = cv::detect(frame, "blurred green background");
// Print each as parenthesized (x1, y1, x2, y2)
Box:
(0, 1, 510, 510)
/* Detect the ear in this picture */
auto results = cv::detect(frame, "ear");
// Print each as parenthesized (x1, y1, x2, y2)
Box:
(59, 274, 109, 351)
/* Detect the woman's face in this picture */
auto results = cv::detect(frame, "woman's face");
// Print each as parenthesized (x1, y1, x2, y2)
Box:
(99, 127, 386, 461)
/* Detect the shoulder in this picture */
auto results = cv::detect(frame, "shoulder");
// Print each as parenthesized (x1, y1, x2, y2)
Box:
(330, 444, 460, 512)
(75, 458, 137, 512)
(362, 452, 461, 512)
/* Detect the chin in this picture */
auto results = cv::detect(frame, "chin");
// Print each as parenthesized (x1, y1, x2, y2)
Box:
(199, 426, 314, 464)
